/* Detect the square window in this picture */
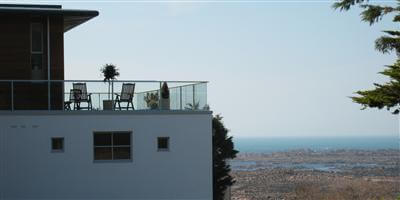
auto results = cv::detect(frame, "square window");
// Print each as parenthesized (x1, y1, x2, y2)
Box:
(51, 138, 64, 152)
(93, 132, 131, 161)
(157, 137, 169, 151)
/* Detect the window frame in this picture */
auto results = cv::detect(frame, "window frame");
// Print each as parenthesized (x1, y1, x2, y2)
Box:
(51, 137, 64, 153)
(30, 22, 44, 71)
(157, 137, 170, 152)
(93, 131, 132, 162)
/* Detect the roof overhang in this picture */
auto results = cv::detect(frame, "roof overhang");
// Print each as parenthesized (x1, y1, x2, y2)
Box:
(0, 4, 99, 32)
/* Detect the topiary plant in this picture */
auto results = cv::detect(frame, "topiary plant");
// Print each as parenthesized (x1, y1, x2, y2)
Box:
(100, 64, 120, 100)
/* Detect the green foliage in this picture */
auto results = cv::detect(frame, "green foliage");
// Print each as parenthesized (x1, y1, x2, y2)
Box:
(352, 60, 400, 114)
(185, 102, 200, 110)
(332, 0, 368, 11)
(101, 64, 120, 82)
(334, 0, 400, 114)
(185, 102, 210, 110)
(144, 93, 159, 109)
(213, 115, 239, 200)
(100, 63, 120, 100)
(359, 5, 396, 25)
(375, 31, 400, 54)
(332, 0, 400, 24)
(333, 0, 400, 54)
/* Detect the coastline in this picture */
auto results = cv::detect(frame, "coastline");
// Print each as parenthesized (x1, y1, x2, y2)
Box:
(230, 148, 400, 200)
(233, 136, 399, 153)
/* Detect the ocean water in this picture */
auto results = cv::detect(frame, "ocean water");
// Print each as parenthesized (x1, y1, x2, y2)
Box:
(233, 136, 399, 153)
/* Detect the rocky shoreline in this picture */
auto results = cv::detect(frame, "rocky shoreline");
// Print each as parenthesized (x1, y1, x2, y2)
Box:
(230, 149, 400, 200)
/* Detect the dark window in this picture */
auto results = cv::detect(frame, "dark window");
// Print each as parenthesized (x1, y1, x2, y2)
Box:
(157, 137, 169, 151)
(31, 23, 43, 53)
(51, 138, 64, 152)
(94, 132, 131, 161)
(31, 22, 43, 71)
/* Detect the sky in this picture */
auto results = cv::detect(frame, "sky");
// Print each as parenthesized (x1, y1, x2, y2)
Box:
(9, 0, 399, 138)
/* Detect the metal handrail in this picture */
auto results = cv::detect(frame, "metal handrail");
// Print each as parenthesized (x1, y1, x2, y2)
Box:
(0, 79, 207, 111)
(0, 80, 208, 83)
(134, 82, 206, 95)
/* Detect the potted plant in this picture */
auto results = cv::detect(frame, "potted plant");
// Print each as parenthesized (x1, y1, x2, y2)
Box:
(185, 102, 200, 110)
(101, 64, 119, 110)
(144, 93, 159, 110)
(160, 82, 170, 110)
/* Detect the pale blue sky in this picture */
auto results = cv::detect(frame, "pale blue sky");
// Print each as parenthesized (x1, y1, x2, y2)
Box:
(13, 0, 400, 137)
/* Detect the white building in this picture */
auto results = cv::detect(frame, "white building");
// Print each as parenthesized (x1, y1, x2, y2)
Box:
(0, 4, 213, 200)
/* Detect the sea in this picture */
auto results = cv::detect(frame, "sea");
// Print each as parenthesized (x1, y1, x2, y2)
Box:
(233, 136, 399, 153)
(231, 136, 399, 172)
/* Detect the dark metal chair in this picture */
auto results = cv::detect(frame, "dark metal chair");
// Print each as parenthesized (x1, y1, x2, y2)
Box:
(64, 98, 72, 111)
(114, 83, 135, 110)
(72, 83, 92, 110)
(67, 89, 81, 110)
(64, 89, 79, 111)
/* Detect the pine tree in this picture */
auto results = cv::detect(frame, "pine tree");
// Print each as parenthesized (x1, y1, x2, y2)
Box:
(333, 0, 400, 114)
(352, 60, 400, 114)
(212, 115, 239, 200)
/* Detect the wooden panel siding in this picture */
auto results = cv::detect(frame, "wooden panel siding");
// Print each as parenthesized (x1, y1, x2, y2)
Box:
(49, 16, 64, 109)
(0, 14, 64, 110)
(0, 15, 31, 80)
(50, 16, 64, 80)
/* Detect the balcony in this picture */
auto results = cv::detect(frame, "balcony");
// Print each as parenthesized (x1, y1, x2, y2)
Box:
(0, 80, 207, 111)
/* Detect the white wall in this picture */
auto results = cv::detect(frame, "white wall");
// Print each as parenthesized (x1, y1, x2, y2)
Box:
(0, 111, 213, 200)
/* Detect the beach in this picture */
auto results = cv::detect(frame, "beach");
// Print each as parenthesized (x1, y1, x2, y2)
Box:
(230, 149, 400, 199)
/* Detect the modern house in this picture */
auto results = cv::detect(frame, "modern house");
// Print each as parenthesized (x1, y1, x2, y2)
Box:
(0, 4, 212, 200)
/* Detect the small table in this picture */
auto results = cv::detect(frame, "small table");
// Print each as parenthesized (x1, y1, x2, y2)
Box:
(64, 101, 72, 110)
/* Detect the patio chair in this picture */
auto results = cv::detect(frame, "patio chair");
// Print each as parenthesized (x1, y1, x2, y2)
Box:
(114, 83, 135, 110)
(72, 83, 92, 110)
(64, 89, 79, 110)
(65, 89, 81, 110)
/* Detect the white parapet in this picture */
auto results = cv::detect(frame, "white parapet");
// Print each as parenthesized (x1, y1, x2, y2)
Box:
(0, 110, 213, 200)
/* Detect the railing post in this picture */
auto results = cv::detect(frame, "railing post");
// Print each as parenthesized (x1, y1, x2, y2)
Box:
(192, 84, 195, 110)
(111, 80, 114, 102)
(11, 81, 14, 111)
(48, 81, 50, 110)
(62, 81, 65, 111)
(98, 93, 101, 110)
(159, 82, 162, 110)
(180, 86, 182, 110)
(47, 17, 51, 111)
(111, 80, 114, 110)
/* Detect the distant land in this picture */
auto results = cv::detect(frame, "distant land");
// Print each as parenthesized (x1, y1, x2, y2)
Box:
(233, 136, 399, 153)
(230, 148, 400, 199)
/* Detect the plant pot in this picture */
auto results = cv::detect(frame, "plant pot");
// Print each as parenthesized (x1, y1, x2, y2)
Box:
(160, 98, 170, 110)
(149, 101, 158, 110)
(103, 100, 114, 110)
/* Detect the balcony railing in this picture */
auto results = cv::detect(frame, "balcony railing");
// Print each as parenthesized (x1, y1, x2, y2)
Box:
(0, 80, 208, 111)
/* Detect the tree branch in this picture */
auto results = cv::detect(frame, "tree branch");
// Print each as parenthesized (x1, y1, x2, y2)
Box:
(360, 5, 396, 25)
(332, 0, 368, 11)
